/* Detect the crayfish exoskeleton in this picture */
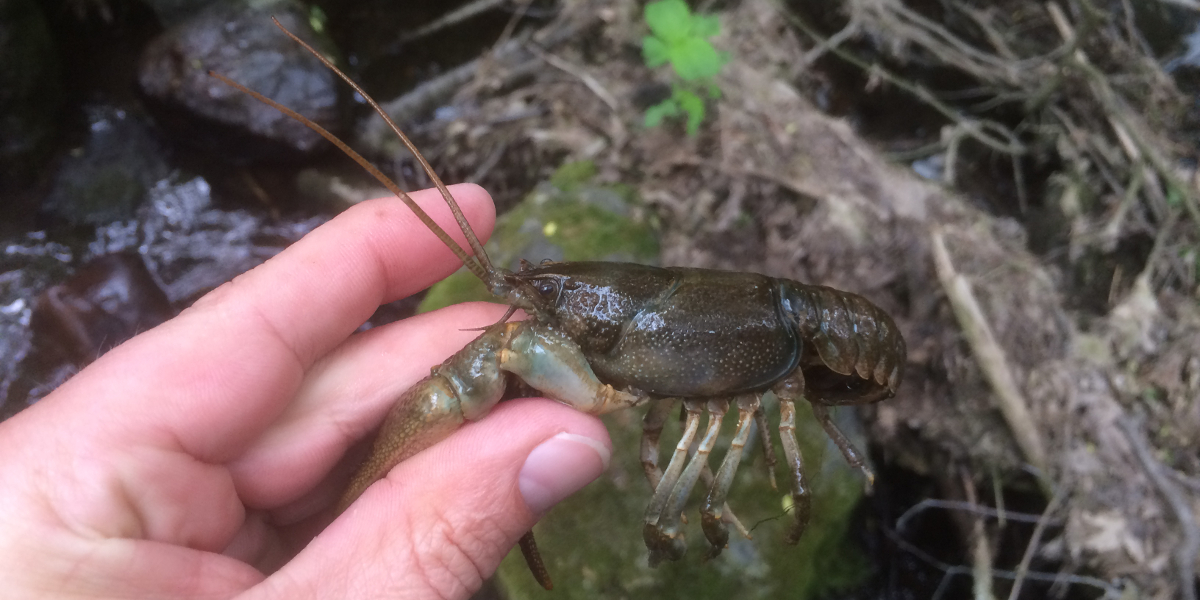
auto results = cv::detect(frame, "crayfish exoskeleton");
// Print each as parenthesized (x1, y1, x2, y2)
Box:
(212, 18, 906, 590)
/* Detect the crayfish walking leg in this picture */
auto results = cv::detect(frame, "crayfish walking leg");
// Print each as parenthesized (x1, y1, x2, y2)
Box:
(639, 400, 675, 493)
(686, 390, 812, 558)
(699, 395, 764, 559)
(642, 398, 763, 565)
(639, 374, 826, 562)
(643, 400, 724, 564)
(776, 395, 813, 545)
(810, 403, 875, 485)
(642, 400, 705, 565)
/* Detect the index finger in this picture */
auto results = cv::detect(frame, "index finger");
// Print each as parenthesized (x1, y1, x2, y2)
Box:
(54, 184, 495, 461)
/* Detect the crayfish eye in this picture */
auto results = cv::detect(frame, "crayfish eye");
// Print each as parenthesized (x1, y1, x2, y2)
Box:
(534, 279, 559, 299)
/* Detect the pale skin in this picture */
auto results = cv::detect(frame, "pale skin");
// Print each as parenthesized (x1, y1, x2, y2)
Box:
(0, 184, 611, 599)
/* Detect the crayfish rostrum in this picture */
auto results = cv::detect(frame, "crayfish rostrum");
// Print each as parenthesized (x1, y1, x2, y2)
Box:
(211, 18, 906, 590)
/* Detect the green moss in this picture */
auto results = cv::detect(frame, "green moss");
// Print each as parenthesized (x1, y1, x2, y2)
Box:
(418, 165, 659, 313)
(549, 160, 598, 192)
(492, 199, 658, 265)
(416, 268, 494, 313)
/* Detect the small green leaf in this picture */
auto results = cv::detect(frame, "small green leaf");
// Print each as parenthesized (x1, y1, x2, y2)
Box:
(1166, 186, 1184, 207)
(670, 37, 723, 80)
(692, 14, 720, 38)
(641, 0, 726, 137)
(674, 88, 705, 135)
(645, 0, 692, 43)
(308, 5, 327, 33)
(644, 98, 681, 128)
(643, 36, 669, 68)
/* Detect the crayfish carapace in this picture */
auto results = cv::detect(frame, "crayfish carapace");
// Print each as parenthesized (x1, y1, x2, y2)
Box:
(211, 18, 906, 590)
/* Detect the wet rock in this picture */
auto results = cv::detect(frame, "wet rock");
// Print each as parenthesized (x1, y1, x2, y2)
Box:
(138, 0, 213, 27)
(7, 253, 172, 420)
(137, 0, 340, 162)
(1, 176, 324, 419)
(0, 232, 74, 419)
(32, 253, 173, 366)
(100, 176, 325, 304)
(0, 282, 33, 418)
(43, 105, 168, 225)
(0, 0, 63, 189)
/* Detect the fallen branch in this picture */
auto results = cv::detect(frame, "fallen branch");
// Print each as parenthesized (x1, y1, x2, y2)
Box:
(931, 228, 1050, 488)
(393, 0, 508, 46)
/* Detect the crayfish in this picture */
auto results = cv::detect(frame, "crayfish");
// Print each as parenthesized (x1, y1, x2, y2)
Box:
(211, 18, 906, 590)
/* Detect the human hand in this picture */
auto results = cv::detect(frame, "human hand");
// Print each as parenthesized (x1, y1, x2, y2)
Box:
(0, 184, 612, 599)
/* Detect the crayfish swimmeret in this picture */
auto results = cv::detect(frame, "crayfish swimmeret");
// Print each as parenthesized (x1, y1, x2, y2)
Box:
(212, 19, 906, 590)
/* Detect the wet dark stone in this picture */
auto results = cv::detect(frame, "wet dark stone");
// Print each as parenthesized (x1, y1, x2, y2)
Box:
(137, 0, 341, 162)
(138, 0, 213, 27)
(0, 0, 63, 189)
(1, 252, 171, 420)
(43, 105, 168, 225)
(123, 176, 325, 304)
(0, 232, 74, 420)
(2, 175, 324, 420)
(32, 252, 173, 365)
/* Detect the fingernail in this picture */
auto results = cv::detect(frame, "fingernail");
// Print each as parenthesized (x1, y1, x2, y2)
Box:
(519, 432, 610, 515)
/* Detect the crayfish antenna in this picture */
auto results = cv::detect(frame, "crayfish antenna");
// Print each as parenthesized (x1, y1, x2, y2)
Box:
(266, 18, 499, 284)
(208, 17, 501, 287)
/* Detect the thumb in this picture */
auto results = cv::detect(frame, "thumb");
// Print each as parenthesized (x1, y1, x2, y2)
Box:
(250, 398, 611, 600)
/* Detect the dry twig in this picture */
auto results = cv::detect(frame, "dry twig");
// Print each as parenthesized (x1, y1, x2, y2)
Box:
(526, 45, 621, 113)
(895, 498, 1056, 533)
(394, 0, 508, 46)
(931, 228, 1050, 487)
(666, 156, 826, 205)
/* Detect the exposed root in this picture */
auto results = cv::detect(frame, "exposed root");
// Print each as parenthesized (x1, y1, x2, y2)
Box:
(1120, 417, 1200, 600)
(1006, 485, 1067, 600)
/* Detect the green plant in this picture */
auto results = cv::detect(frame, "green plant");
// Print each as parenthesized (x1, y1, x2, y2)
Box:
(641, 0, 728, 136)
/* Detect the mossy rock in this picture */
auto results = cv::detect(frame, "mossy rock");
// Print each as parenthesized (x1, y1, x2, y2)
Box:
(419, 161, 659, 312)
(498, 401, 869, 599)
